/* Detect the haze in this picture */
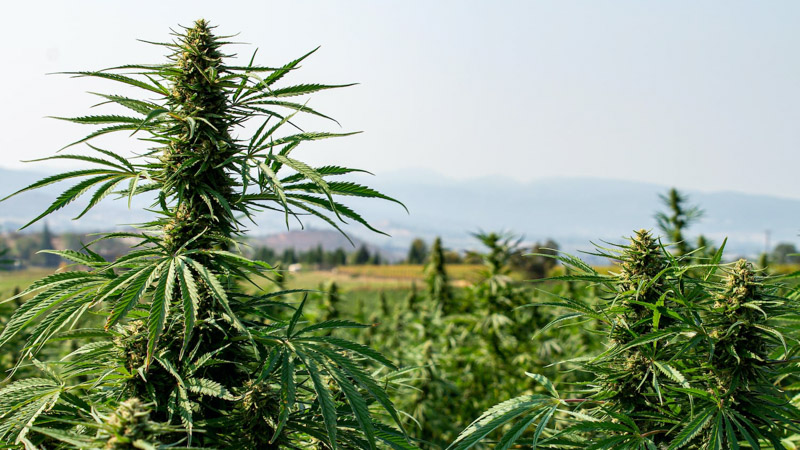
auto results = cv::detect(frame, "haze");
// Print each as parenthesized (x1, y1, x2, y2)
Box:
(2, 1, 799, 198)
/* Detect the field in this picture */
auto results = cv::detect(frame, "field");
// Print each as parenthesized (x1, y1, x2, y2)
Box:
(0, 268, 51, 297)
(7, 252, 797, 449)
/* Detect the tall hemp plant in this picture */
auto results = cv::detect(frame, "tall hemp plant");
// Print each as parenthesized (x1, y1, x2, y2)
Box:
(655, 188, 703, 257)
(0, 20, 413, 449)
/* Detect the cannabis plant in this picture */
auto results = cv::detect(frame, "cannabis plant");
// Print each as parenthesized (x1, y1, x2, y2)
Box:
(655, 188, 704, 257)
(424, 237, 453, 315)
(450, 229, 800, 449)
(0, 20, 412, 449)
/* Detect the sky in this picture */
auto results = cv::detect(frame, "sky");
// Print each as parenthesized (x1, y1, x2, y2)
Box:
(2, 1, 799, 198)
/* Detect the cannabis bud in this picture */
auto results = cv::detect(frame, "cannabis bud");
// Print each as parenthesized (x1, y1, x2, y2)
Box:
(104, 398, 155, 449)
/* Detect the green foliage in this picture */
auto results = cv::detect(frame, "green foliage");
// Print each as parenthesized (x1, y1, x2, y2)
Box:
(0, 20, 410, 449)
(511, 239, 559, 279)
(424, 237, 453, 314)
(772, 242, 800, 264)
(324, 233, 591, 448)
(451, 229, 800, 449)
(655, 188, 704, 256)
(408, 239, 428, 265)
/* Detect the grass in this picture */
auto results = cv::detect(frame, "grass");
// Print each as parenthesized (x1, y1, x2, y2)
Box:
(0, 268, 53, 298)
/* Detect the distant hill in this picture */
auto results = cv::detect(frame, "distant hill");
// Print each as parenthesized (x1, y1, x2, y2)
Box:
(247, 229, 369, 253)
(0, 166, 797, 259)
(339, 169, 800, 258)
(0, 167, 154, 233)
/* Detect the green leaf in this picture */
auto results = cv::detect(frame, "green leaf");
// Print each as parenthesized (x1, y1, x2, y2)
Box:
(247, 99, 339, 123)
(23, 153, 128, 171)
(447, 395, 551, 450)
(184, 377, 232, 400)
(61, 71, 168, 96)
(255, 348, 283, 384)
(286, 193, 388, 236)
(286, 180, 407, 213)
(259, 161, 290, 227)
(653, 361, 690, 389)
(21, 174, 124, 229)
(1, 168, 119, 201)
(668, 407, 716, 450)
(105, 262, 160, 330)
(0, 281, 94, 349)
(494, 411, 541, 450)
(247, 47, 318, 93)
(73, 176, 127, 219)
(146, 259, 175, 367)
(272, 154, 340, 220)
(299, 351, 338, 448)
(532, 404, 558, 449)
(265, 83, 356, 98)
(264, 131, 361, 149)
(294, 319, 369, 337)
(185, 258, 246, 333)
(322, 356, 376, 450)
(307, 344, 406, 437)
(280, 165, 372, 184)
(89, 92, 161, 115)
(287, 294, 308, 337)
(272, 352, 295, 443)
(129, 108, 168, 136)
(619, 328, 681, 352)
(176, 258, 198, 358)
(59, 123, 143, 150)
(176, 384, 193, 436)
(525, 372, 559, 398)
(49, 114, 145, 125)
(296, 335, 398, 370)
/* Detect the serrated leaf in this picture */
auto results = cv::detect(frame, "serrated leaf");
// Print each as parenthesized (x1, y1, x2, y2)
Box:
(525, 372, 559, 398)
(184, 377, 232, 400)
(668, 407, 716, 450)
(447, 395, 550, 450)
(105, 263, 160, 330)
(272, 352, 295, 443)
(177, 257, 199, 358)
(296, 335, 397, 370)
(653, 361, 690, 389)
(146, 259, 175, 367)
(299, 351, 338, 448)
(185, 258, 245, 333)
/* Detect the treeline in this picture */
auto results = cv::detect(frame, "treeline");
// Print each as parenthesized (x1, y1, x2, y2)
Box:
(0, 224, 141, 269)
(251, 235, 562, 278)
(251, 244, 383, 268)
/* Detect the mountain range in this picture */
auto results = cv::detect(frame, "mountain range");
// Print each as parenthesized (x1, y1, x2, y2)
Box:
(0, 167, 797, 260)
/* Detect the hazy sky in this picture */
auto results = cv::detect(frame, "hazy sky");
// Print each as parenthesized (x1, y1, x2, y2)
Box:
(2, 1, 799, 198)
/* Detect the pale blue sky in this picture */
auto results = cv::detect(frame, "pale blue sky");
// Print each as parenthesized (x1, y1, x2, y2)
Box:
(2, 1, 799, 198)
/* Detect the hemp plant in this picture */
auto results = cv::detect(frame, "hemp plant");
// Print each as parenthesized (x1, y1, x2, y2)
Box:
(655, 188, 703, 257)
(0, 20, 412, 449)
(449, 229, 800, 449)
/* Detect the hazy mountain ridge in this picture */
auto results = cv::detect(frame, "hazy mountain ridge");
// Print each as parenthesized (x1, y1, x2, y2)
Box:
(0, 167, 796, 258)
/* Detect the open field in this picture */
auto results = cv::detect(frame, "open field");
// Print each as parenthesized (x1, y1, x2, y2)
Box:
(285, 264, 484, 291)
(335, 264, 484, 281)
(0, 268, 52, 298)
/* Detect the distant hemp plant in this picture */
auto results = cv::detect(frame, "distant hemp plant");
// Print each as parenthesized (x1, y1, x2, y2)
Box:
(0, 20, 411, 449)
(450, 230, 800, 449)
